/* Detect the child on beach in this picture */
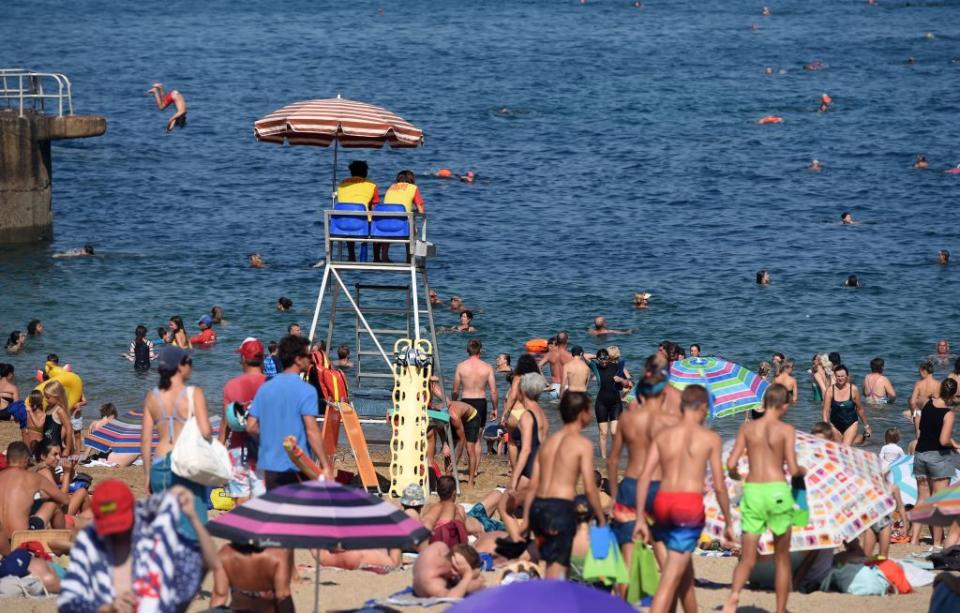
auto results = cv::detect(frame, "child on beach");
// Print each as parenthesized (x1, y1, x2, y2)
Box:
(634, 384, 733, 613)
(877, 427, 909, 545)
(723, 383, 805, 613)
(523, 391, 606, 579)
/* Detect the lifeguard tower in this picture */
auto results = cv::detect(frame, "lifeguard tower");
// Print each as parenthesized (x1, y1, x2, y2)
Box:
(307, 207, 458, 494)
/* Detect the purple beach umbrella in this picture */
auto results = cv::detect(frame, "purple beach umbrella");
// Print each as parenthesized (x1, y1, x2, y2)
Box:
(446, 580, 635, 613)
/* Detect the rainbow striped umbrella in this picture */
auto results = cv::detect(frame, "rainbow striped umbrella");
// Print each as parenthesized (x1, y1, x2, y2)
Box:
(909, 484, 960, 526)
(209, 480, 429, 612)
(668, 357, 768, 419)
(84, 410, 220, 454)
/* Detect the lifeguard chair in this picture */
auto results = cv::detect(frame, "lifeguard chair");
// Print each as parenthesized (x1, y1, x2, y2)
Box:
(308, 208, 458, 494)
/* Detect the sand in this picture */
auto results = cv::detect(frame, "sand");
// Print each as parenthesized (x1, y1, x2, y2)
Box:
(0, 422, 940, 612)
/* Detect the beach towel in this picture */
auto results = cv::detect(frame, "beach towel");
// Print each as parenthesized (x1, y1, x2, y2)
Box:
(898, 559, 935, 588)
(371, 586, 460, 608)
(626, 541, 660, 603)
(582, 526, 628, 586)
(59, 492, 203, 613)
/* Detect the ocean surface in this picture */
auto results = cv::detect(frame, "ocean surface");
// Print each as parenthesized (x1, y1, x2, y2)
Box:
(2, 1, 959, 450)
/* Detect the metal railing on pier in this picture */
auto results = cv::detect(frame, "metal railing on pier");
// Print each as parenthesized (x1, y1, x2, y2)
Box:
(0, 69, 73, 117)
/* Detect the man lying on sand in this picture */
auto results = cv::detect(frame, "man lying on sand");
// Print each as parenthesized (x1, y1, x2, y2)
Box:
(412, 542, 484, 598)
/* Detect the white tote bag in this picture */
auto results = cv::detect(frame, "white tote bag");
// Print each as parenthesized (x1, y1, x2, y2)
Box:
(170, 386, 232, 487)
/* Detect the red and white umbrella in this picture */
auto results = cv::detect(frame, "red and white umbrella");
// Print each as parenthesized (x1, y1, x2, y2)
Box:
(254, 95, 423, 148)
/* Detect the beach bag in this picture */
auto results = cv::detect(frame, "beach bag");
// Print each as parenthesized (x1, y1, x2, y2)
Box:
(626, 540, 660, 603)
(583, 526, 628, 586)
(0, 575, 47, 598)
(171, 386, 231, 487)
(846, 565, 890, 596)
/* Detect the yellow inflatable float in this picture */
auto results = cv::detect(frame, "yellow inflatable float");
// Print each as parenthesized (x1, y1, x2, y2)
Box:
(33, 362, 84, 409)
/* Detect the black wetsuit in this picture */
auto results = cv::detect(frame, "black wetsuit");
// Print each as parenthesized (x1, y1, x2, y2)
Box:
(595, 362, 622, 423)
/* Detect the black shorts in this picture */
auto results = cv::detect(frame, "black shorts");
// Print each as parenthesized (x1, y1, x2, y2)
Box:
(462, 413, 482, 443)
(264, 470, 302, 491)
(462, 398, 487, 432)
(530, 497, 577, 566)
(595, 395, 622, 424)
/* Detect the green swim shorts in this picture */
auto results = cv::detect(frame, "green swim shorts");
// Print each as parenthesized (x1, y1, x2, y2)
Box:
(740, 481, 794, 536)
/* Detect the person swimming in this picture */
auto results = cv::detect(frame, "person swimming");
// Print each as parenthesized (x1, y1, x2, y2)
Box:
(843, 275, 861, 288)
(915, 153, 929, 169)
(809, 159, 823, 172)
(938, 249, 950, 265)
(841, 211, 855, 225)
(818, 93, 832, 113)
(633, 292, 651, 309)
(459, 171, 476, 183)
(53, 244, 94, 258)
(945, 164, 960, 175)
(147, 83, 187, 132)
(757, 115, 783, 125)
(249, 253, 264, 268)
(803, 61, 825, 71)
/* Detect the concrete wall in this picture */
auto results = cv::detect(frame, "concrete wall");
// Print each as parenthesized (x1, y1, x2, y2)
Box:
(0, 110, 106, 243)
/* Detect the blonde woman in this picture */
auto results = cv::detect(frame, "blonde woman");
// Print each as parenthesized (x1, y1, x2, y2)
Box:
(772, 359, 798, 404)
(40, 380, 74, 457)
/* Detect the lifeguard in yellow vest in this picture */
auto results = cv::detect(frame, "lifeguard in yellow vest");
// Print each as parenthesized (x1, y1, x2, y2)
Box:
(376, 170, 425, 262)
(336, 160, 379, 261)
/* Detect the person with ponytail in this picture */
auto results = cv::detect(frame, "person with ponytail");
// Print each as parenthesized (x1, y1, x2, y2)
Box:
(41, 380, 74, 457)
(140, 346, 212, 537)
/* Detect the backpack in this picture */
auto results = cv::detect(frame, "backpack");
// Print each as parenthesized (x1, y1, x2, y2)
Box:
(133, 339, 150, 370)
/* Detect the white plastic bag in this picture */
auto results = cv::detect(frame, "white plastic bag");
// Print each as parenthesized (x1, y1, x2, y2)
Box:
(171, 386, 232, 486)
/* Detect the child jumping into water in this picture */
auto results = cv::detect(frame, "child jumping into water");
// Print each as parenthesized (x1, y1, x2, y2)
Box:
(634, 385, 733, 613)
(147, 83, 187, 132)
(723, 383, 805, 613)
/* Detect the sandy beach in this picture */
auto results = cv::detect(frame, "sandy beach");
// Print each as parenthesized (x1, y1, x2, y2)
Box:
(0, 421, 939, 612)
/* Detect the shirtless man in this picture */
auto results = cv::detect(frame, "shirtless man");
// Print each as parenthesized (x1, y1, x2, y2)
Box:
(449, 296, 465, 312)
(538, 331, 573, 399)
(421, 476, 468, 545)
(147, 83, 187, 132)
(722, 384, 805, 613)
(587, 316, 632, 336)
(0, 442, 70, 554)
(523, 392, 605, 579)
(634, 385, 733, 613)
(452, 339, 498, 482)
(930, 340, 956, 370)
(447, 398, 481, 485)
(412, 542, 484, 598)
(607, 361, 678, 593)
(211, 545, 294, 612)
(561, 346, 592, 394)
(772, 358, 798, 404)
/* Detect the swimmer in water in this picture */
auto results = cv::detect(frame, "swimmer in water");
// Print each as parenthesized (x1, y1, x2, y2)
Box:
(841, 211, 855, 225)
(938, 249, 950, 265)
(803, 61, 825, 71)
(843, 275, 861, 288)
(147, 83, 187, 132)
(761, 6, 771, 16)
(453, 310, 476, 333)
(633, 292, 651, 309)
(764, 67, 774, 76)
(459, 171, 476, 183)
(757, 115, 783, 125)
(946, 164, 960, 175)
(756, 270, 770, 285)
(915, 153, 929, 169)
(809, 159, 823, 172)
(818, 94, 832, 113)
(249, 253, 264, 268)
(587, 316, 632, 336)
(906, 57, 917, 65)
(429, 288, 442, 305)
(53, 244, 94, 258)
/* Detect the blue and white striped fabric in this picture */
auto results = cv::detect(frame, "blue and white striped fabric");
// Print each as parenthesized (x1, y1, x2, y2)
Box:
(58, 492, 204, 613)
(887, 454, 960, 506)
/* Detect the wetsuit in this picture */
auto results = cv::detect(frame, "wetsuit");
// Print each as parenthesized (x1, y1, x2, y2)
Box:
(595, 362, 622, 423)
(512, 411, 540, 479)
(829, 385, 858, 434)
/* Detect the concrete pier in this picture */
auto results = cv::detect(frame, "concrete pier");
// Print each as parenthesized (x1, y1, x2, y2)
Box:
(0, 110, 106, 242)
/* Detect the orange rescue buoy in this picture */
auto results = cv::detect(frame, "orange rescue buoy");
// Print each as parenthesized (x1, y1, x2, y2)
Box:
(525, 338, 549, 354)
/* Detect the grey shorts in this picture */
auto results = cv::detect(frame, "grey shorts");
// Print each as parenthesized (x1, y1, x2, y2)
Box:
(913, 450, 956, 481)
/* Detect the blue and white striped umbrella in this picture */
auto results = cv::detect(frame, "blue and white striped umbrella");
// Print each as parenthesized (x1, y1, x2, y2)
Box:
(887, 454, 960, 506)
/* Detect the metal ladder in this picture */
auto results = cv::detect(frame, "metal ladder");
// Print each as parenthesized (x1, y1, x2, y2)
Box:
(353, 283, 415, 388)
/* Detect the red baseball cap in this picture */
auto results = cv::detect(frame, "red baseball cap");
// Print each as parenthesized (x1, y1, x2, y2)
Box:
(235, 337, 265, 361)
(92, 480, 135, 537)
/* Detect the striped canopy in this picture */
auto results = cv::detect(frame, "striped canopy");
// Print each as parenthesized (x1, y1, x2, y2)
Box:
(254, 97, 424, 149)
(84, 410, 220, 455)
(909, 484, 960, 527)
(668, 356, 768, 419)
(208, 479, 430, 550)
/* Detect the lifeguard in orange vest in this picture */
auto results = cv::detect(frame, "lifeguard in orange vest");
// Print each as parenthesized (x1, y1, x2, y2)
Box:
(376, 170, 424, 263)
(337, 160, 379, 261)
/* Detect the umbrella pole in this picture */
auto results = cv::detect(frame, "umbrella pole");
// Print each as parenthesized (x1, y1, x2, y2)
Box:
(331, 139, 338, 207)
(313, 559, 320, 613)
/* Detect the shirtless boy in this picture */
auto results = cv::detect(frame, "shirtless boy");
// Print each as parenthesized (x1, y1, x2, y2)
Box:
(421, 476, 468, 546)
(607, 362, 676, 581)
(634, 385, 733, 613)
(538, 331, 573, 399)
(147, 83, 187, 132)
(452, 340, 498, 483)
(724, 383, 805, 613)
(561, 346, 592, 394)
(0, 442, 70, 554)
(412, 542, 484, 598)
(523, 391, 606, 579)
(211, 545, 294, 612)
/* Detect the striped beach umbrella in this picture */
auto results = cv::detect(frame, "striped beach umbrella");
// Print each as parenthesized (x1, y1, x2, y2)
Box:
(209, 479, 429, 612)
(909, 485, 960, 526)
(84, 410, 220, 454)
(254, 95, 423, 202)
(668, 357, 768, 419)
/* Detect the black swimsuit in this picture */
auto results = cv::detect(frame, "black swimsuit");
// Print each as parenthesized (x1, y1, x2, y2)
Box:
(829, 385, 857, 433)
(512, 411, 540, 479)
(595, 363, 622, 423)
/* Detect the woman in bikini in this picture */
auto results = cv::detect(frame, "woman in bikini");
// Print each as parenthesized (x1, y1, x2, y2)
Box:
(22, 390, 46, 452)
(167, 316, 192, 349)
(822, 364, 871, 445)
(501, 354, 542, 468)
(0, 363, 18, 418)
(141, 346, 213, 537)
(35, 439, 92, 519)
(772, 359, 799, 404)
(863, 357, 897, 405)
(147, 83, 187, 132)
